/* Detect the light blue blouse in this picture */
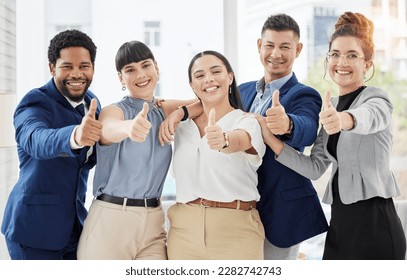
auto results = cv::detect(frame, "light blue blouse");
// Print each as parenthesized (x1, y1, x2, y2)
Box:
(93, 96, 172, 199)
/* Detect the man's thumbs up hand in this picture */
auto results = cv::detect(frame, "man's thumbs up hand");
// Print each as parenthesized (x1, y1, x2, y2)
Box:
(74, 98, 103, 147)
(86, 98, 98, 119)
(265, 90, 291, 135)
(271, 89, 281, 108)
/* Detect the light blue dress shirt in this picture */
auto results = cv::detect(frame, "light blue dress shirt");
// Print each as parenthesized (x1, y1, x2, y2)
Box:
(250, 73, 293, 115)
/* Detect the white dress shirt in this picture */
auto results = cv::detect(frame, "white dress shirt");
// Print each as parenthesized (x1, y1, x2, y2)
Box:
(172, 109, 266, 203)
(64, 98, 87, 149)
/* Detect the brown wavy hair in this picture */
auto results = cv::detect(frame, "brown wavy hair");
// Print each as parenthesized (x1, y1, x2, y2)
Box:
(324, 12, 375, 81)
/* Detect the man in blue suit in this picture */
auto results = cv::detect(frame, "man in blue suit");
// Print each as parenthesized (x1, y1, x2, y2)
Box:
(1, 30, 103, 259)
(239, 14, 328, 259)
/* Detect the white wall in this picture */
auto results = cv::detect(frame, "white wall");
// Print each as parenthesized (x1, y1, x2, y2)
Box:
(87, 0, 224, 107)
(16, 0, 224, 107)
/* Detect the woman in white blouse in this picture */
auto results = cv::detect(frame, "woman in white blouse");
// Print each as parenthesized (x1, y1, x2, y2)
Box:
(167, 50, 266, 260)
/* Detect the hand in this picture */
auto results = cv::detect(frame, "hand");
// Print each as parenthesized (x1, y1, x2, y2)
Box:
(265, 90, 291, 135)
(158, 107, 184, 146)
(204, 108, 226, 150)
(319, 90, 342, 135)
(255, 114, 274, 143)
(74, 98, 103, 147)
(255, 113, 284, 155)
(129, 102, 152, 142)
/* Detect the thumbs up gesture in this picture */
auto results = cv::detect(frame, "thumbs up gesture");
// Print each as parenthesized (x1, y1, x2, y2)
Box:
(74, 98, 103, 147)
(128, 102, 152, 142)
(265, 90, 291, 135)
(319, 90, 342, 135)
(204, 108, 227, 150)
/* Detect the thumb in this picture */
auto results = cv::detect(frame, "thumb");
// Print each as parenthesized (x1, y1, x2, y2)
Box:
(208, 108, 216, 126)
(139, 102, 149, 118)
(272, 89, 280, 107)
(324, 90, 332, 110)
(87, 98, 98, 119)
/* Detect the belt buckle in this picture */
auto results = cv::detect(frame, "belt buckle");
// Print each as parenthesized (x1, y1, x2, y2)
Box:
(122, 197, 128, 211)
(144, 198, 148, 207)
(200, 198, 209, 208)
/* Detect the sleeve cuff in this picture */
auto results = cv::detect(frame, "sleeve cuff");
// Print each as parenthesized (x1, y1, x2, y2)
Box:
(70, 125, 85, 150)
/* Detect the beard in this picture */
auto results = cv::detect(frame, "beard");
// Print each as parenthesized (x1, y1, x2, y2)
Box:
(56, 77, 92, 103)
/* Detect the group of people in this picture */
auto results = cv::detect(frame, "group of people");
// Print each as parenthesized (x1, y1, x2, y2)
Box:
(1, 11, 405, 260)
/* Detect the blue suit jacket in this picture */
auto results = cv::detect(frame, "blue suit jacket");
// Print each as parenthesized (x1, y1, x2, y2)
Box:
(239, 73, 328, 247)
(1, 79, 101, 250)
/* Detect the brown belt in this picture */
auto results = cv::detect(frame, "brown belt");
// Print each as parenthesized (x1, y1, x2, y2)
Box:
(188, 198, 256, 211)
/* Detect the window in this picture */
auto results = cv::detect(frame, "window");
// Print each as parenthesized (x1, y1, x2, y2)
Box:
(144, 21, 161, 47)
(389, 0, 398, 17)
(55, 24, 82, 33)
(0, 2, 16, 95)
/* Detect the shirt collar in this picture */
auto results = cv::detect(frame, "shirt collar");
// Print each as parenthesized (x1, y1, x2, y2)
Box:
(64, 96, 85, 108)
(255, 73, 293, 94)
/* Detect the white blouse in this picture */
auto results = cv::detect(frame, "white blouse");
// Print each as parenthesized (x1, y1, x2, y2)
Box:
(171, 109, 266, 203)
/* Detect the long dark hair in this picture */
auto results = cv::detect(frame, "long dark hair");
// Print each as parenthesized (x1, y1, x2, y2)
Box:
(188, 50, 244, 110)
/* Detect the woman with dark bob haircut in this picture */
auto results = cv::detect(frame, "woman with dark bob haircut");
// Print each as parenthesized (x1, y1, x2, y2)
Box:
(77, 41, 195, 260)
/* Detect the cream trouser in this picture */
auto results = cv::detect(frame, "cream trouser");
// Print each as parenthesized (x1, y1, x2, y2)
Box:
(167, 203, 265, 260)
(77, 199, 167, 260)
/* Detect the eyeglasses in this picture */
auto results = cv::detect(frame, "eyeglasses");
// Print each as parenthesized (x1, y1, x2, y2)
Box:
(326, 52, 365, 66)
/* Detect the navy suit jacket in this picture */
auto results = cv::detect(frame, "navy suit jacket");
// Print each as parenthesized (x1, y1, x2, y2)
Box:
(1, 79, 101, 250)
(239, 73, 328, 247)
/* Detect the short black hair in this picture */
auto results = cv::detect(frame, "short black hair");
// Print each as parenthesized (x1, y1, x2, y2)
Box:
(188, 50, 244, 110)
(47, 29, 97, 65)
(261, 13, 300, 39)
(115, 41, 155, 72)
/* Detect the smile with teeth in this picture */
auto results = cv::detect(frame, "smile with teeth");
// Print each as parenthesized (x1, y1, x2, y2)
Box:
(67, 81, 85, 87)
(136, 80, 150, 87)
(204, 86, 219, 93)
(267, 59, 284, 65)
(335, 70, 351, 75)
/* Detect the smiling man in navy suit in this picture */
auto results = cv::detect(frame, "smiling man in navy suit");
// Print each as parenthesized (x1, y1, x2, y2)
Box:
(1, 29, 103, 260)
(239, 14, 328, 259)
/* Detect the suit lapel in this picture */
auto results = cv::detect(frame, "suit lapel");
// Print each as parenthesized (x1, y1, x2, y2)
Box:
(278, 73, 298, 98)
(46, 78, 100, 118)
(45, 79, 76, 111)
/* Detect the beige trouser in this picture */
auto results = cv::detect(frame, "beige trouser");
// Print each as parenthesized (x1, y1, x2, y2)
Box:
(167, 203, 265, 260)
(77, 199, 167, 260)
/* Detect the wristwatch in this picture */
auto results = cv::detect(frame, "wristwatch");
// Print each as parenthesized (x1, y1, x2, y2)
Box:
(222, 132, 229, 149)
(286, 117, 293, 136)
